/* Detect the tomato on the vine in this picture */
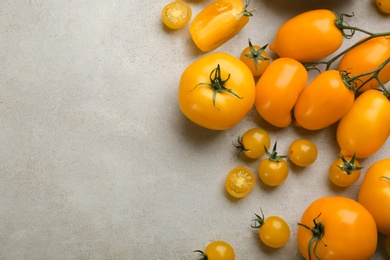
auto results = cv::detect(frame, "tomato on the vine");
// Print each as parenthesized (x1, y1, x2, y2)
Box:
(358, 158, 390, 235)
(288, 139, 318, 167)
(328, 154, 362, 187)
(258, 142, 289, 187)
(252, 208, 290, 248)
(376, 0, 390, 14)
(225, 166, 255, 199)
(194, 240, 235, 260)
(178, 52, 255, 130)
(255, 57, 308, 128)
(297, 196, 377, 260)
(161, 0, 192, 30)
(234, 128, 270, 159)
(240, 39, 270, 77)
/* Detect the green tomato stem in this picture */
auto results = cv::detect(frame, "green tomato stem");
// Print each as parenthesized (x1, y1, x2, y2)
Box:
(297, 213, 326, 260)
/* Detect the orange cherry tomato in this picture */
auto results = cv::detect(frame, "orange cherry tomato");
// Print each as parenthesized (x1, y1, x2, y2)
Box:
(337, 89, 390, 158)
(376, 0, 390, 14)
(338, 36, 390, 92)
(225, 166, 255, 198)
(240, 39, 270, 77)
(254, 58, 308, 128)
(190, 0, 253, 52)
(293, 70, 355, 130)
(234, 128, 271, 159)
(328, 154, 362, 187)
(195, 240, 235, 260)
(288, 139, 318, 167)
(358, 158, 390, 235)
(161, 0, 192, 30)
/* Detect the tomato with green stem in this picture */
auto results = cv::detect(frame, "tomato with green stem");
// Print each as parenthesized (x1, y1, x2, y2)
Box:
(194, 240, 235, 260)
(252, 208, 290, 248)
(161, 0, 192, 29)
(225, 166, 255, 199)
(240, 39, 270, 77)
(258, 142, 288, 187)
(288, 139, 318, 167)
(234, 128, 270, 159)
(297, 196, 377, 260)
(328, 154, 362, 187)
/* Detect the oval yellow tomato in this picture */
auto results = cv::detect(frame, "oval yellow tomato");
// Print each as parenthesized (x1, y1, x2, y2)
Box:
(255, 58, 308, 128)
(269, 10, 343, 62)
(190, 0, 253, 52)
(297, 196, 377, 260)
(161, 0, 192, 30)
(178, 52, 255, 130)
(294, 70, 355, 130)
(337, 89, 390, 158)
(338, 36, 390, 92)
(358, 158, 390, 235)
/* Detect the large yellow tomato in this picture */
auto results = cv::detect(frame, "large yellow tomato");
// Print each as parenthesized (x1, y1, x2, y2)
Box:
(269, 10, 344, 62)
(190, 0, 253, 52)
(254, 57, 308, 128)
(337, 89, 390, 158)
(178, 52, 255, 130)
(338, 36, 390, 92)
(358, 158, 390, 235)
(297, 196, 377, 260)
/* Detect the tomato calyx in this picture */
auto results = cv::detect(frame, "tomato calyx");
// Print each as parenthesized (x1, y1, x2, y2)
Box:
(193, 250, 208, 260)
(298, 213, 327, 260)
(242, 0, 255, 17)
(191, 64, 243, 110)
(380, 176, 390, 182)
(337, 153, 362, 175)
(251, 208, 266, 228)
(264, 141, 287, 163)
(233, 136, 249, 157)
(244, 39, 269, 71)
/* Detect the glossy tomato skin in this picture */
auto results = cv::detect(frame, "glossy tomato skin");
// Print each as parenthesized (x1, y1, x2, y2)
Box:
(358, 158, 390, 235)
(294, 70, 355, 130)
(269, 10, 343, 62)
(338, 36, 390, 92)
(255, 58, 308, 128)
(237, 128, 271, 159)
(258, 158, 289, 187)
(297, 196, 377, 260)
(376, 0, 390, 14)
(190, 0, 250, 52)
(178, 52, 255, 130)
(203, 240, 235, 260)
(288, 139, 318, 167)
(258, 216, 290, 248)
(337, 89, 390, 158)
(328, 156, 361, 187)
(225, 166, 255, 198)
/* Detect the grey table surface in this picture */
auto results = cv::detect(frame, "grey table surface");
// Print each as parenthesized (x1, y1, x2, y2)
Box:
(1, 0, 389, 259)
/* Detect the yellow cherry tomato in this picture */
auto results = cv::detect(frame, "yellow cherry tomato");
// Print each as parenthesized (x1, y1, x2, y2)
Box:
(178, 52, 255, 130)
(269, 10, 344, 62)
(328, 154, 362, 187)
(358, 158, 390, 235)
(255, 57, 308, 128)
(195, 240, 235, 260)
(337, 89, 390, 158)
(293, 70, 355, 130)
(376, 0, 390, 14)
(161, 0, 192, 30)
(258, 142, 289, 187)
(190, 0, 253, 52)
(288, 139, 318, 167)
(234, 128, 271, 159)
(297, 196, 377, 260)
(240, 39, 270, 77)
(385, 236, 390, 256)
(252, 209, 290, 248)
(225, 166, 255, 199)
(338, 36, 390, 92)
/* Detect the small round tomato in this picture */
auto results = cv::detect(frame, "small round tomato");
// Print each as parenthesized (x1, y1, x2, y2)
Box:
(385, 236, 390, 256)
(293, 70, 355, 130)
(255, 57, 308, 128)
(225, 166, 255, 198)
(297, 196, 377, 260)
(337, 89, 390, 158)
(288, 139, 318, 167)
(252, 209, 290, 248)
(240, 39, 270, 77)
(234, 128, 271, 159)
(178, 52, 255, 130)
(269, 10, 344, 62)
(258, 142, 288, 186)
(328, 154, 362, 187)
(195, 240, 235, 260)
(358, 158, 390, 235)
(338, 36, 390, 92)
(376, 0, 390, 13)
(161, 0, 192, 30)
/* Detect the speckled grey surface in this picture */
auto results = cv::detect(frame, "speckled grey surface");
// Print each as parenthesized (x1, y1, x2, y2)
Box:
(1, 0, 389, 259)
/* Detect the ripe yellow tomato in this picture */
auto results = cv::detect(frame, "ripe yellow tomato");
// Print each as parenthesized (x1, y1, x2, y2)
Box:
(254, 58, 308, 128)
(190, 0, 253, 52)
(269, 10, 343, 62)
(234, 128, 271, 159)
(328, 154, 362, 187)
(178, 52, 255, 130)
(338, 36, 390, 92)
(240, 39, 270, 77)
(337, 89, 390, 158)
(288, 139, 318, 167)
(376, 0, 390, 13)
(358, 158, 390, 235)
(195, 240, 235, 260)
(258, 142, 289, 187)
(297, 196, 377, 260)
(293, 70, 355, 130)
(161, 0, 192, 29)
(225, 166, 255, 199)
